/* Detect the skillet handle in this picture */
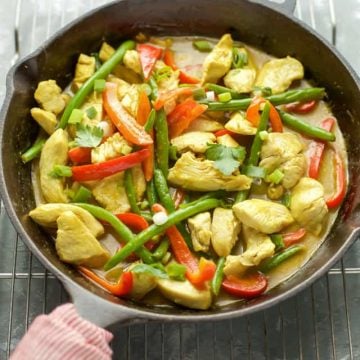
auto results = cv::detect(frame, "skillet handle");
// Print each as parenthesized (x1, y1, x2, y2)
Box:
(62, 277, 143, 328)
(250, 0, 297, 15)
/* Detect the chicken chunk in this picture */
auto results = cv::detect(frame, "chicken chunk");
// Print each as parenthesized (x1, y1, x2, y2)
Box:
(157, 278, 212, 310)
(255, 56, 304, 94)
(290, 177, 328, 235)
(211, 208, 241, 257)
(126, 263, 157, 300)
(171, 131, 216, 154)
(233, 199, 294, 234)
(72, 54, 96, 92)
(91, 173, 131, 214)
(39, 129, 69, 203)
(29, 203, 104, 237)
(201, 34, 233, 85)
(120, 84, 140, 118)
(217, 134, 240, 148)
(123, 50, 142, 75)
(186, 117, 224, 132)
(224, 68, 256, 93)
(260, 132, 306, 189)
(168, 152, 252, 192)
(30, 108, 57, 135)
(224, 225, 275, 276)
(99, 42, 115, 62)
(188, 212, 212, 252)
(34, 80, 66, 115)
(154, 60, 180, 92)
(56, 211, 109, 268)
(91, 132, 132, 163)
(225, 112, 257, 135)
(130, 164, 146, 202)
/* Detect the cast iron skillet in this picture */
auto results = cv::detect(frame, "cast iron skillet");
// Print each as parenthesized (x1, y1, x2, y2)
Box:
(1, 0, 360, 328)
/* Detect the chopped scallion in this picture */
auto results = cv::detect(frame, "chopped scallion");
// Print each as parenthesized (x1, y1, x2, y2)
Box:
(94, 79, 106, 93)
(166, 262, 187, 281)
(232, 48, 248, 69)
(68, 109, 84, 124)
(49, 165, 73, 178)
(218, 92, 232, 103)
(243, 165, 267, 178)
(266, 169, 284, 184)
(86, 106, 97, 120)
(72, 185, 92, 203)
(193, 40, 213, 52)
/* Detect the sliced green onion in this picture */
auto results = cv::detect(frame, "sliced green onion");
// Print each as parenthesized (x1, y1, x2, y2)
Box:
(148, 76, 158, 101)
(193, 88, 206, 100)
(68, 109, 84, 124)
(166, 262, 187, 281)
(266, 169, 284, 184)
(218, 92, 232, 103)
(72, 185, 92, 203)
(270, 234, 285, 252)
(94, 79, 106, 93)
(139, 83, 152, 96)
(193, 40, 213, 52)
(232, 48, 248, 69)
(86, 106, 97, 119)
(243, 165, 267, 178)
(131, 263, 168, 279)
(49, 165, 73, 178)
(259, 130, 269, 140)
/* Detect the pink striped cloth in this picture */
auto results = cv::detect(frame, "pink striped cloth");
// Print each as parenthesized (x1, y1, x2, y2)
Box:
(10, 303, 113, 360)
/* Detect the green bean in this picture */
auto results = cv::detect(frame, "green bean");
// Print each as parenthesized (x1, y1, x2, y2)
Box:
(152, 238, 170, 261)
(153, 168, 193, 248)
(154, 109, 169, 178)
(205, 83, 246, 99)
(146, 179, 158, 208)
(270, 234, 285, 252)
(235, 190, 249, 203)
(148, 76, 158, 101)
(179, 191, 226, 209)
(58, 40, 135, 129)
(247, 102, 270, 166)
(211, 257, 226, 296)
(199, 87, 326, 111)
(144, 109, 156, 133)
(260, 245, 303, 273)
(73, 203, 153, 264)
(279, 110, 335, 141)
(124, 169, 141, 214)
(154, 169, 175, 213)
(104, 198, 221, 270)
(21, 136, 46, 163)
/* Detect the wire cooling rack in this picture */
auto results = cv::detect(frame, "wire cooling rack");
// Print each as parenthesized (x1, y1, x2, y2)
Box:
(0, 0, 359, 359)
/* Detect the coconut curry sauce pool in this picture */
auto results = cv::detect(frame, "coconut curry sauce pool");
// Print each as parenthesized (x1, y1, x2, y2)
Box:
(25, 34, 347, 310)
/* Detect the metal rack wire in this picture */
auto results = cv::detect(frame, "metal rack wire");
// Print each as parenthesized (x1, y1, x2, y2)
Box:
(0, 0, 359, 359)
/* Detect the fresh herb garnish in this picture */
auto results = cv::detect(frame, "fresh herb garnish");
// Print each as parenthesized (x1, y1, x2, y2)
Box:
(205, 143, 246, 176)
(74, 124, 103, 148)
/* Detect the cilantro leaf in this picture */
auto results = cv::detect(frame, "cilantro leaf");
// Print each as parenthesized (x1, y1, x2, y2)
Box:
(74, 124, 103, 148)
(205, 143, 246, 176)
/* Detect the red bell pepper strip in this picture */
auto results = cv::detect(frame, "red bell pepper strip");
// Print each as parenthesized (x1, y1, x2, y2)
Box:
(68, 147, 92, 164)
(214, 129, 236, 138)
(308, 117, 335, 179)
(137, 43, 163, 80)
(246, 97, 283, 132)
(103, 82, 153, 146)
(163, 49, 200, 84)
(152, 203, 216, 286)
(78, 266, 133, 296)
(72, 148, 150, 182)
(285, 100, 318, 114)
(282, 228, 306, 248)
(136, 90, 154, 180)
(222, 272, 268, 299)
(167, 98, 208, 138)
(326, 150, 346, 209)
(116, 213, 149, 232)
